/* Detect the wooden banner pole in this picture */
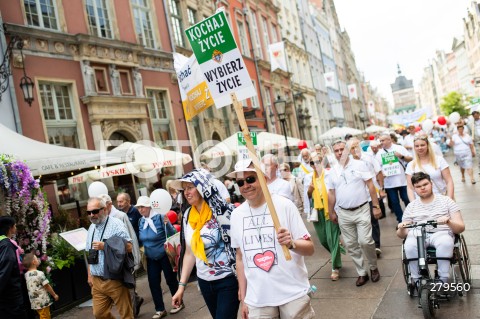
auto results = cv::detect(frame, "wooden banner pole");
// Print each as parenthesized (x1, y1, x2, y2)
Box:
(231, 93, 292, 261)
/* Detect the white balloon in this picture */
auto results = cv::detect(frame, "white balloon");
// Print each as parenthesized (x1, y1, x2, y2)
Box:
(449, 112, 461, 123)
(150, 189, 172, 215)
(88, 181, 108, 197)
(422, 119, 434, 134)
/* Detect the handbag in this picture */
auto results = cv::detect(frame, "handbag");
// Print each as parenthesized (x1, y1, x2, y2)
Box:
(164, 224, 181, 272)
(307, 207, 319, 222)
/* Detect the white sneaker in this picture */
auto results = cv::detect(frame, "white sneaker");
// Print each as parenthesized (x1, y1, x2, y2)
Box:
(375, 248, 382, 257)
(170, 303, 185, 314)
(152, 310, 167, 319)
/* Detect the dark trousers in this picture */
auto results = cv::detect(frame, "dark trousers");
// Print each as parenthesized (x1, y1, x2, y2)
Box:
(197, 275, 239, 319)
(146, 255, 179, 312)
(385, 186, 410, 223)
(369, 201, 381, 248)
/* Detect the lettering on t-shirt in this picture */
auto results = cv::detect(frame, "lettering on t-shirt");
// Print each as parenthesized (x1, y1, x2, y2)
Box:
(242, 215, 278, 269)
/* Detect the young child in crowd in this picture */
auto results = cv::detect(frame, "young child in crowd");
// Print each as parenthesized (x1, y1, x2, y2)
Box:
(23, 252, 59, 319)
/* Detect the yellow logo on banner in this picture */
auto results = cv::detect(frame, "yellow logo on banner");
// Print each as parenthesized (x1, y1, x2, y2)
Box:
(182, 81, 214, 120)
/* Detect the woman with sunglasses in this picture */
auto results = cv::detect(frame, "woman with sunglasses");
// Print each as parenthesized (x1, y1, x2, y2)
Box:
(171, 169, 238, 319)
(307, 152, 344, 281)
(448, 125, 476, 184)
(406, 134, 454, 202)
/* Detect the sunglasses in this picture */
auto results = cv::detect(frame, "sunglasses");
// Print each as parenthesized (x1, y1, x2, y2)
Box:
(237, 176, 257, 187)
(86, 208, 103, 215)
(414, 136, 429, 142)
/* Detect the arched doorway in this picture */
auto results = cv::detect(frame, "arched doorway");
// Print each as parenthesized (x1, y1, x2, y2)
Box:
(212, 131, 221, 141)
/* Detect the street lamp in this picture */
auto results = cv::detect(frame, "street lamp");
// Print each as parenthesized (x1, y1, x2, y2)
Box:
(0, 25, 34, 106)
(358, 109, 366, 129)
(274, 96, 291, 162)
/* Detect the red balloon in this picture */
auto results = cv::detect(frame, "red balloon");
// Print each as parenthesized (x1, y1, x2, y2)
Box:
(369, 135, 375, 141)
(167, 210, 177, 224)
(437, 116, 447, 125)
(173, 224, 181, 232)
(298, 140, 308, 150)
(415, 126, 421, 132)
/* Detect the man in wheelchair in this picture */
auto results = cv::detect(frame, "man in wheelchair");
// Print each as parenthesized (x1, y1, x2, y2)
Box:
(396, 172, 465, 285)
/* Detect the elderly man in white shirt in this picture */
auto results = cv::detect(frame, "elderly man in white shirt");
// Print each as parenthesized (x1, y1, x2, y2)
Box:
(261, 154, 294, 202)
(327, 140, 382, 287)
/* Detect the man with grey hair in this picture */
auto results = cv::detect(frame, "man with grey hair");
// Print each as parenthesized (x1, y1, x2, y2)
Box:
(279, 163, 304, 212)
(99, 194, 144, 317)
(327, 140, 381, 287)
(261, 154, 294, 201)
(86, 197, 133, 318)
(375, 132, 412, 223)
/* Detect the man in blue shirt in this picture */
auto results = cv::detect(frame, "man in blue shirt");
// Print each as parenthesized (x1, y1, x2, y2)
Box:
(86, 197, 133, 318)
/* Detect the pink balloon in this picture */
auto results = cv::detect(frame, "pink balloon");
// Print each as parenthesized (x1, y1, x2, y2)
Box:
(234, 202, 241, 207)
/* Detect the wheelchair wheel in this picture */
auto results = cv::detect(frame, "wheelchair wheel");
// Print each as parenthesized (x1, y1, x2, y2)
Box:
(401, 244, 410, 284)
(458, 235, 471, 284)
(420, 286, 436, 319)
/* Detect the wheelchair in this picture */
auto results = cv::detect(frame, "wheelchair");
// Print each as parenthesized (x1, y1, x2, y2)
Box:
(400, 220, 471, 319)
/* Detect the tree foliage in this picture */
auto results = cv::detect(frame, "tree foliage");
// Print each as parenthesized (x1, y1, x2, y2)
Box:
(440, 91, 470, 116)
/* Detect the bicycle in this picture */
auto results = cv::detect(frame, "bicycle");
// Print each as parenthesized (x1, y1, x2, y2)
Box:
(400, 220, 471, 319)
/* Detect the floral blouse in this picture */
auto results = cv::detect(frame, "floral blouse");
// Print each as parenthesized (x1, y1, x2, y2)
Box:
(25, 270, 52, 310)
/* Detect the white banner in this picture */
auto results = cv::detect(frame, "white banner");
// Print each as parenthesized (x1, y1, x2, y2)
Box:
(368, 101, 375, 115)
(268, 41, 288, 72)
(388, 108, 431, 126)
(347, 83, 358, 100)
(324, 72, 337, 89)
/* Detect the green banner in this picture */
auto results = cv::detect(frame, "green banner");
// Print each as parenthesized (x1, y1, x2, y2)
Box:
(185, 12, 237, 65)
(237, 132, 257, 146)
(381, 152, 398, 165)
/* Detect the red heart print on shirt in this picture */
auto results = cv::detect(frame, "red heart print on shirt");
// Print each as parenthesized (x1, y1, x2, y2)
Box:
(253, 250, 275, 272)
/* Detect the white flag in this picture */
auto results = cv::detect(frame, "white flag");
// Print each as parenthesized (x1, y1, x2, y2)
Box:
(269, 42, 288, 72)
(367, 101, 375, 115)
(347, 83, 358, 100)
(324, 72, 336, 88)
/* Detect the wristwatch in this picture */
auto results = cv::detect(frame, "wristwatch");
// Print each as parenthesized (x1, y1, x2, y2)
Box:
(288, 240, 296, 250)
(401, 155, 405, 159)
(373, 205, 380, 209)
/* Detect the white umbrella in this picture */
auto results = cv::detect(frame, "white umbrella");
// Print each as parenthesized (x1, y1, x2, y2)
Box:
(319, 126, 363, 140)
(365, 125, 388, 133)
(201, 132, 301, 158)
(68, 142, 192, 184)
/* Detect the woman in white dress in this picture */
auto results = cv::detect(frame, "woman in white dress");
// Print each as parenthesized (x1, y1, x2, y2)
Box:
(448, 125, 476, 184)
(406, 134, 454, 201)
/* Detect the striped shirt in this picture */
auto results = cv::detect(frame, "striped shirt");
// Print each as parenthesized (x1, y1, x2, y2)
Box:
(402, 195, 460, 232)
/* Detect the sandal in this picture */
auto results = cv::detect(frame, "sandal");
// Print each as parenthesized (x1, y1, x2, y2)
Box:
(472, 180, 476, 185)
(331, 269, 340, 281)
(461, 178, 466, 182)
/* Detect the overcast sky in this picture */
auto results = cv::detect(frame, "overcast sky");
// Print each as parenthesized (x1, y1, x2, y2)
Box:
(333, 0, 471, 106)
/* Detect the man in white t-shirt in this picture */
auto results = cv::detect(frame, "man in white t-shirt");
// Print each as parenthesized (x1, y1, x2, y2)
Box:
(327, 140, 382, 287)
(261, 154, 294, 201)
(403, 125, 416, 156)
(376, 132, 412, 223)
(228, 159, 315, 319)
(396, 172, 465, 284)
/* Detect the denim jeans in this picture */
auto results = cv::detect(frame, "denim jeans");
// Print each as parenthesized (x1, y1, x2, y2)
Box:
(146, 255, 178, 312)
(197, 275, 239, 319)
(385, 186, 410, 223)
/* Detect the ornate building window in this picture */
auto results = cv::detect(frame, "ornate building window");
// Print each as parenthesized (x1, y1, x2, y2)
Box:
(147, 89, 172, 147)
(24, 0, 58, 30)
(39, 83, 79, 148)
(237, 20, 250, 57)
(261, 16, 270, 60)
(131, 0, 155, 48)
(86, 0, 113, 39)
(249, 10, 263, 59)
(187, 7, 196, 26)
(168, 0, 184, 47)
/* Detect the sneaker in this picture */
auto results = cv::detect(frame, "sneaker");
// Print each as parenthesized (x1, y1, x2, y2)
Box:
(152, 310, 167, 319)
(330, 269, 340, 281)
(375, 248, 382, 257)
(170, 303, 185, 314)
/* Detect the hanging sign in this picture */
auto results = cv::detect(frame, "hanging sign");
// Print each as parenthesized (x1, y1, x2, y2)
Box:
(237, 132, 258, 160)
(381, 152, 402, 177)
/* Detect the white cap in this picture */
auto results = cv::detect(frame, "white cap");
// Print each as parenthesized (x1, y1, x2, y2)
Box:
(135, 195, 151, 207)
(226, 159, 265, 178)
